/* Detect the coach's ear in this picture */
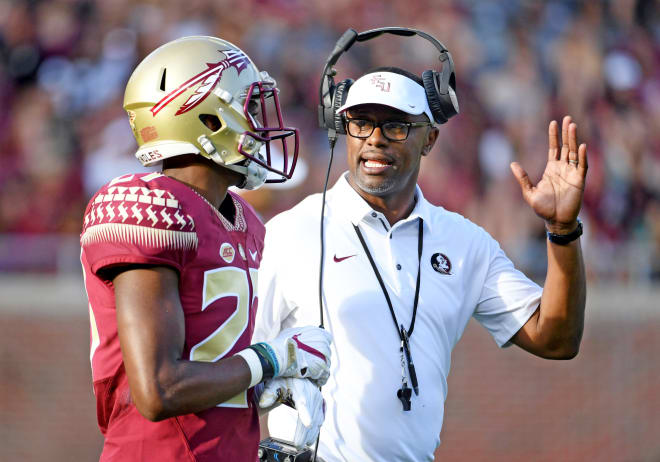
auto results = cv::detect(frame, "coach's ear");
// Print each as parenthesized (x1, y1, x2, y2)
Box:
(422, 126, 439, 156)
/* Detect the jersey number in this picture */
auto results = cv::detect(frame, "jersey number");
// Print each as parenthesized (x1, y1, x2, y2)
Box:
(190, 267, 257, 408)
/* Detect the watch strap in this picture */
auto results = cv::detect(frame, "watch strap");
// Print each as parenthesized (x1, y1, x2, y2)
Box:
(547, 219, 583, 245)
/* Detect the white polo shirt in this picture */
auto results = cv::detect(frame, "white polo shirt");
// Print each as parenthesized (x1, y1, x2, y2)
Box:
(253, 173, 541, 462)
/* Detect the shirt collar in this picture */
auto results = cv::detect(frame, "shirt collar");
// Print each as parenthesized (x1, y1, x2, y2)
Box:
(330, 172, 433, 232)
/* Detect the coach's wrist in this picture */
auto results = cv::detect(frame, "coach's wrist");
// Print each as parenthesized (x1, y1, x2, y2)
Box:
(545, 219, 579, 236)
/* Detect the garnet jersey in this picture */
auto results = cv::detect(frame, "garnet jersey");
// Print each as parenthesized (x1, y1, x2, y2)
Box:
(80, 172, 265, 462)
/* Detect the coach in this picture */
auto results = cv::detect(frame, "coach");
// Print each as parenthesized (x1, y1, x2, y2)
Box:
(254, 64, 587, 461)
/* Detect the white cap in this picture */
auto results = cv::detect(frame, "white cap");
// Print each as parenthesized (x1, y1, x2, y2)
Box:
(337, 71, 434, 123)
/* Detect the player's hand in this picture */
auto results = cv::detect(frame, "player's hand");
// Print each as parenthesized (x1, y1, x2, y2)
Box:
(258, 377, 325, 448)
(510, 115, 588, 234)
(258, 326, 332, 385)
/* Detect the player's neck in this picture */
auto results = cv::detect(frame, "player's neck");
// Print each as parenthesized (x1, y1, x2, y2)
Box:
(162, 156, 240, 210)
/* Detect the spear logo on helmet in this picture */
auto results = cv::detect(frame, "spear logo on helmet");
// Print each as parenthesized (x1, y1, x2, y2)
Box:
(150, 49, 251, 117)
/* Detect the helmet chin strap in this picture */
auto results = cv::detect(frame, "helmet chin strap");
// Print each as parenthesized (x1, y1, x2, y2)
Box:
(223, 159, 267, 190)
(198, 134, 268, 190)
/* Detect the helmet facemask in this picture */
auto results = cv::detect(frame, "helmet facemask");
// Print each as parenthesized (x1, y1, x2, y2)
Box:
(238, 80, 299, 185)
(201, 77, 299, 190)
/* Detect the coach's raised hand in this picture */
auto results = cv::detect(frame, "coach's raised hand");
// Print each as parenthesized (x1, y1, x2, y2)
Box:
(510, 115, 588, 234)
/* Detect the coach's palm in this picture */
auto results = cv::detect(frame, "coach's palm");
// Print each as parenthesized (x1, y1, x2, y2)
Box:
(510, 115, 588, 234)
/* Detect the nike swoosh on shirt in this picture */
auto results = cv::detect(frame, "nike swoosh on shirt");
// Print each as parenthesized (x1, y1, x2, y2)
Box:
(249, 249, 258, 261)
(333, 254, 356, 263)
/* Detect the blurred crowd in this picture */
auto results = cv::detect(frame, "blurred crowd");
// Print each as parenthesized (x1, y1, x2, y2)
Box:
(0, 0, 659, 282)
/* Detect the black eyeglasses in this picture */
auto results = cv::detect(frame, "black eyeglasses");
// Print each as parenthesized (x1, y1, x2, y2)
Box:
(345, 118, 433, 141)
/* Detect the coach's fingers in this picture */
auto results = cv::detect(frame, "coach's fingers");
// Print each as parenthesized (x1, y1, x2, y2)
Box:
(510, 162, 534, 198)
(560, 115, 572, 162)
(548, 120, 559, 161)
(578, 143, 588, 173)
(567, 123, 578, 164)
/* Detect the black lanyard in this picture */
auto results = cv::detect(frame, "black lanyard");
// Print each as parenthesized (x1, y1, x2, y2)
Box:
(352, 217, 423, 411)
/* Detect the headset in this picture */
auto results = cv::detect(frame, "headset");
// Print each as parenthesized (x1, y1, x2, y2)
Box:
(318, 26, 460, 143)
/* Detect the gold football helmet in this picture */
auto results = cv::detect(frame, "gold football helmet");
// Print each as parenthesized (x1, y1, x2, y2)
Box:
(123, 36, 299, 190)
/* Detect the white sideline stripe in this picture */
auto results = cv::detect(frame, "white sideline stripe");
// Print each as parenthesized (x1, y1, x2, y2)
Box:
(0, 275, 88, 314)
(0, 280, 658, 318)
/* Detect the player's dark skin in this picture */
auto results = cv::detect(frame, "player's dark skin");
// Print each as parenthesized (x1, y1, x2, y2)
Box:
(109, 155, 255, 421)
(345, 104, 587, 360)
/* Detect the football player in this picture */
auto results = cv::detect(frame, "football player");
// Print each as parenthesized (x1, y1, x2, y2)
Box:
(80, 36, 331, 461)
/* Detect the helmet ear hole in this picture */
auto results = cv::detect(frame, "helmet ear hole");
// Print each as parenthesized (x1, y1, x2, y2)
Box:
(159, 68, 167, 91)
(199, 114, 222, 131)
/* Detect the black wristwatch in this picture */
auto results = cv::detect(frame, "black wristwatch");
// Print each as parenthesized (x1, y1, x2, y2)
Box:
(546, 219, 583, 245)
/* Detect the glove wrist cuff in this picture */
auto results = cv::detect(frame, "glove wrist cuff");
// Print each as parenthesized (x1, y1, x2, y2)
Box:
(236, 348, 264, 387)
(248, 343, 278, 379)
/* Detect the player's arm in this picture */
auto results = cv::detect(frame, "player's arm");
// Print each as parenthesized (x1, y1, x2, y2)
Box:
(114, 265, 332, 421)
(509, 116, 587, 359)
(114, 265, 251, 420)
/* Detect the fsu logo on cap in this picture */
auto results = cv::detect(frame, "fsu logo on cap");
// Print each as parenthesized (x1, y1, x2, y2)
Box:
(219, 243, 235, 263)
(431, 252, 451, 275)
(369, 74, 391, 92)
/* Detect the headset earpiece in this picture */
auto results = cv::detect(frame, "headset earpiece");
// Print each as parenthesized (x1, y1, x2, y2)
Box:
(332, 79, 353, 135)
(421, 49, 459, 125)
(422, 69, 458, 125)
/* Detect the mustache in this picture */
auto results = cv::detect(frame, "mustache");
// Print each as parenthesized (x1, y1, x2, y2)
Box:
(359, 150, 394, 162)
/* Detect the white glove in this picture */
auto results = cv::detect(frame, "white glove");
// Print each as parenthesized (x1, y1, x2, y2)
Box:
(259, 377, 325, 448)
(252, 326, 332, 386)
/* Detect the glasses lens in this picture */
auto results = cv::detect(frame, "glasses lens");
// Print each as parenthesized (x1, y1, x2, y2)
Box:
(348, 119, 373, 138)
(382, 122, 408, 141)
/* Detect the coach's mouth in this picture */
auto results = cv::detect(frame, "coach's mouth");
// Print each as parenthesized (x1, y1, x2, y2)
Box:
(360, 153, 394, 174)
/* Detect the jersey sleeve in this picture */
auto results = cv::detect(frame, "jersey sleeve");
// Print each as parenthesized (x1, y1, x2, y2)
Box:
(80, 175, 198, 276)
(473, 234, 542, 348)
